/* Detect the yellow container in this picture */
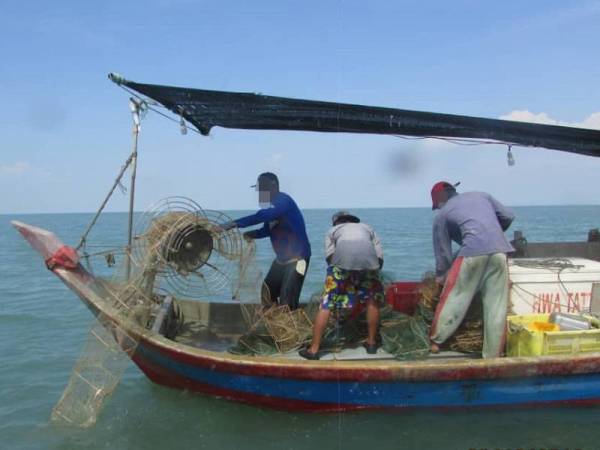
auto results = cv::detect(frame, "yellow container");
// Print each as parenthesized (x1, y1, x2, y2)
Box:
(506, 314, 600, 357)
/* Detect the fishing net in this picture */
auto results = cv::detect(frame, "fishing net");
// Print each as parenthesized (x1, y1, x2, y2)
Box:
(51, 315, 137, 427)
(311, 298, 430, 359)
(380, 304, 431, 360)
(261, 306, 313, 352)
(231, 270, 406, 356)
(230, 305, 313, 355)
(53, 204, 263, 427)
(230, 293, 334, 356)
(51, 253, 157, 427)
(231, 291, 431, 360)
(234, 240, 265, 326)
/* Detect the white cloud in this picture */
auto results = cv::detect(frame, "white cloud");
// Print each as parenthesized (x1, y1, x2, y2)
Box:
(500, 110, 600, 130)
(578, 112, 600, 130)
(0, 161, 31, 175)
(0, 161, 51, 178)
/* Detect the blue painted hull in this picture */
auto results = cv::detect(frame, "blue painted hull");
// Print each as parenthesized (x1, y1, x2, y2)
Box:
(133, 341, 600, 411)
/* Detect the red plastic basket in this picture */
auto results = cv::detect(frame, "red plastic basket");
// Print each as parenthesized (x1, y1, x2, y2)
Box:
(385, 282, 421, 315)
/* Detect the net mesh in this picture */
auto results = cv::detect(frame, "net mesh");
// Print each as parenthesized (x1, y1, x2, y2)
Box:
(52, 203, 262, 427)
(378, 303, 430, 360)
(51, 315, 137, 427)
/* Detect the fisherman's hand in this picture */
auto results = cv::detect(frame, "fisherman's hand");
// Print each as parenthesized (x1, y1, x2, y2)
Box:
(243, 232, 255, 242)
(435, 276, 445, 288)
(220, 221, 237, 232)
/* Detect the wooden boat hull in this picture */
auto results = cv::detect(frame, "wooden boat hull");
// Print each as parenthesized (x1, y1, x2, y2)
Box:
(13, 221, 600, 412)
(133, 338, 600, 411)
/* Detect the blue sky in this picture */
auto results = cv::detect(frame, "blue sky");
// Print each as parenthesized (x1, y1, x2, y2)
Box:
(1, 0, 599, 214)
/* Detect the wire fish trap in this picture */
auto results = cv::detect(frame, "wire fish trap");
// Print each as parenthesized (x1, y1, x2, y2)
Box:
(51, 314, 137, 427)
(143, 211, 240, 265)
(448, 325, 483, 352)
(260, 305, 313, 353)
(130, 199, 244, 299)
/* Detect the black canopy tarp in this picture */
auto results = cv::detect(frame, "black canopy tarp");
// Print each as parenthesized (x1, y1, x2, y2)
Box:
(110, 74, 600, 157)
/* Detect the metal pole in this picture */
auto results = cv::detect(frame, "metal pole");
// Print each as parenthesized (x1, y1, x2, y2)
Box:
(126, 98, 141, 280)
(76, 153, 134, 251)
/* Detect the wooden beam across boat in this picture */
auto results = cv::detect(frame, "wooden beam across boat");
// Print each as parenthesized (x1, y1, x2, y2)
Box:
(109, 73, 600, 157)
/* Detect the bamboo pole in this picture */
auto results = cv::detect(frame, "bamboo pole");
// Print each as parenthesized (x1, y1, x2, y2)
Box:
(126, 99, 141, 280)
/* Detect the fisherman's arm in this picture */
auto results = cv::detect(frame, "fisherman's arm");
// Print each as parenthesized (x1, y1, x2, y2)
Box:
(488, 194, 515, 231)
(229, 197, 290, 229)
(243, 223, 270, 241)
(372, 228, 384, 268)
(433, 215, 452, 279)
(325, 228, 335, 266)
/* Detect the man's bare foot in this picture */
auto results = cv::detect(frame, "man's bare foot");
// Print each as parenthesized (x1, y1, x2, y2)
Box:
(430, 342, 440, 354)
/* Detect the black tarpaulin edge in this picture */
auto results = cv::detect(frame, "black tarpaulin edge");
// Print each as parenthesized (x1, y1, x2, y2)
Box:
(109, 73, 600, 157)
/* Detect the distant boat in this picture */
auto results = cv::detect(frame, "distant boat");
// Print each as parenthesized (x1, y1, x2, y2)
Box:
(12, 75, 600, 414)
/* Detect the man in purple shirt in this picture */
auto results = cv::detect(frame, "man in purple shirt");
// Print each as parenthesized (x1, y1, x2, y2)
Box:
(429, 181, 515, 358)
(228, 172, 311, 310)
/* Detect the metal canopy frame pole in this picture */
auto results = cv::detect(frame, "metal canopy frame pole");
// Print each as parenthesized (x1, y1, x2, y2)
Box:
(126, 98, 141, 280)
(75, 152, 134, 251)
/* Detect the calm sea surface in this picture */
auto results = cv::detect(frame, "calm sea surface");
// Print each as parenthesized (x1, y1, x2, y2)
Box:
(2, 206, 600, 450)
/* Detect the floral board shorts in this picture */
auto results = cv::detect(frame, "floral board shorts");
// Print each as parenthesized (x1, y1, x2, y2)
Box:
(320, 266, 385, 310)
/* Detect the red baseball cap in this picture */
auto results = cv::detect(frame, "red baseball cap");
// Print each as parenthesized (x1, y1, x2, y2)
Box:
(431, 181, 460, 210)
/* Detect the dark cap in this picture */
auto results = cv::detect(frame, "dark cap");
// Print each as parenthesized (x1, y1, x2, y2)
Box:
(332, 210, 360, 225)
(431, 181, 460, 210)
(251, 172, 279, 189)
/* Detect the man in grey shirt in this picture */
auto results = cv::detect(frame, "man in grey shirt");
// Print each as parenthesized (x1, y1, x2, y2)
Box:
(429, 182, 515, 358)
(299, 211, 385, 359)
(325, 215, 384, 271)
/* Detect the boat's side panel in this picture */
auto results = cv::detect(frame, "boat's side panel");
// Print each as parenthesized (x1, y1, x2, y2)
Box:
(132, 330, 600, 383)
(43, 259, 600, 411)
(132, 341, 600, 411)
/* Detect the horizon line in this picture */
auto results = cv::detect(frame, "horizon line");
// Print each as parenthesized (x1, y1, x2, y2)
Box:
(2, 202, 600, 216)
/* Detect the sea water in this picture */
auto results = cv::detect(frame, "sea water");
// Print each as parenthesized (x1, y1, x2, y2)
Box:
(2, 206, 600, 450)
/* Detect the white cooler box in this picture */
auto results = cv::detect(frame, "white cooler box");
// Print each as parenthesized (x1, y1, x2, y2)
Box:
(509, 257, 600, 315)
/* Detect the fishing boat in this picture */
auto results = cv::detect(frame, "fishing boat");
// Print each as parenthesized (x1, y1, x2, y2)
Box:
(12, 73, 600, 416)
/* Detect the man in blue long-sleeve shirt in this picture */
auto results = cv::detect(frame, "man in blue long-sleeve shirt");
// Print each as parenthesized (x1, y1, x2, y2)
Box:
(229, 172, 311, 310)
(429, 181, 515, 358)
